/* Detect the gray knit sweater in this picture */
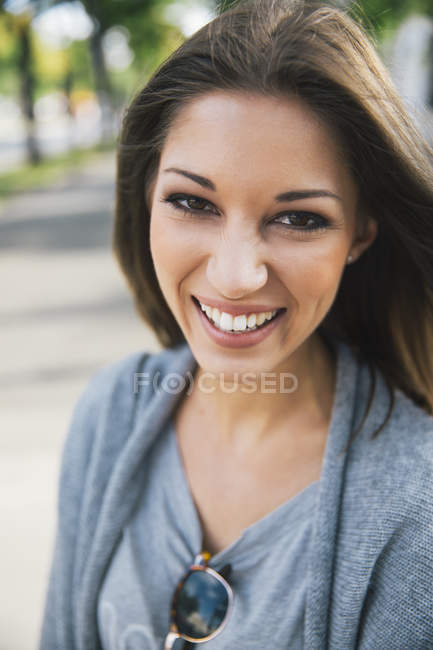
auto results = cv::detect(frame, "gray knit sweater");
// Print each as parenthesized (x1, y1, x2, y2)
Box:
(39, 338, 433, 649)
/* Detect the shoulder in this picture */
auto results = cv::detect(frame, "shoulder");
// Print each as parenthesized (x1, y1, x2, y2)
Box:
(337, 361, 433, 643)
(69, 342, 193, 418)
(61, 342, 195, 466)
(334, 339, 433, 495)
(373, 386, 433, 526)
(350, 353, 433, 476)
(356, 390, 433, 646)
(72, 349, 149, 414)
(389, 386, 433, 460)
(360, 377, 433, 485)
(343, 360, 433, 560)
(55, 342, 195, 548)
(382, 389, 433, 530)
(62, 350, 148, 453)
(340, 350, 433, 543)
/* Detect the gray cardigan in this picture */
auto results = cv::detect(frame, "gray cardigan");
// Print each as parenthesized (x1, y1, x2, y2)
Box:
(39, 338, 433, 649)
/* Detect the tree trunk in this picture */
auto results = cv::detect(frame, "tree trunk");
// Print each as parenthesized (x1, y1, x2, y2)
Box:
(18, 19, 41, 165)
(89, 21, 115, 142)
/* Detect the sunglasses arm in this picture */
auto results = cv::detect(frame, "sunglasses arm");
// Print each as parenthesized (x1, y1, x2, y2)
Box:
(164, 631, 181, 649)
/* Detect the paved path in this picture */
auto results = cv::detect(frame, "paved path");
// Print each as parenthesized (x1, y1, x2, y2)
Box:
(0, 153, 161, 650)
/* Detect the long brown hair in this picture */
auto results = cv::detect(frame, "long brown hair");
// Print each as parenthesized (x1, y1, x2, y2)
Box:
(114, 0, 433, 432)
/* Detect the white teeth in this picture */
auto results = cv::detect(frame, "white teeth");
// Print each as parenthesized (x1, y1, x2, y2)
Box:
(211, 307, 221, 326)
(219, 312, 233, 331)
(233, 315, 247, 331)
(197, 299, 280, 333)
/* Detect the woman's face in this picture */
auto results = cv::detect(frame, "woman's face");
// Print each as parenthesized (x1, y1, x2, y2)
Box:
(149, 91, 377, 375)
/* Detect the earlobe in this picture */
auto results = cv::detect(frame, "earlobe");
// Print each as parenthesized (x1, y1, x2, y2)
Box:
(362, 217, 378, 250)
(365, 217, 378, 242)
(351, 217, 378, 262)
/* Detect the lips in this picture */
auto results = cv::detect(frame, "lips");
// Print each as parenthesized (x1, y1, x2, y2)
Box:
(193, 296, 284, 332)
(192, 295, 287, 349)
(192, 294, 283, 317)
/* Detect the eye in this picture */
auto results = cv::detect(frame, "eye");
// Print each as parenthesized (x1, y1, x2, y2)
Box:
(161, 194, 331, 233)
(272, 211, 329, 231)
(161, 193, 217, 216)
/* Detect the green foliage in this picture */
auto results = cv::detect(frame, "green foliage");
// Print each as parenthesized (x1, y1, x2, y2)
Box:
(27, 0, 185, 100)
(33, 35, 68, 86)
(0, 11, 16, 58)
(68, 39, 93, 90)
(215, 0, 239, 14)
(126, 7, 184, 79)
(0, 12, 18, 95)
(353, 0, 433, 34)
(210, 0, 433, 39)
(43, 0, 174, 37)
(80, 0, 160, 34)
(0, 12, 21, 93)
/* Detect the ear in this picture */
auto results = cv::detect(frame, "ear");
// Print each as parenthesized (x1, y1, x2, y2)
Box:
(349, 217, 378, 263)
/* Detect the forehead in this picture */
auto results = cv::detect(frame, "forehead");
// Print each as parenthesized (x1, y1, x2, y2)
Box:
(158, 91, 356, 204)
(164, 91, 333, 160)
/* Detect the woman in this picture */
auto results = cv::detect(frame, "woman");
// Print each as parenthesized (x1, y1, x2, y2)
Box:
(40, 0, 433, 648)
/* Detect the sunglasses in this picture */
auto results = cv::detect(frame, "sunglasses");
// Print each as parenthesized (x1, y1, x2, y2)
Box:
(164, 551, 234, 649)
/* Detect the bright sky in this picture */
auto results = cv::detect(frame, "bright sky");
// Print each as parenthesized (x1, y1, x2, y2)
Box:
(163, 1, 215, 36)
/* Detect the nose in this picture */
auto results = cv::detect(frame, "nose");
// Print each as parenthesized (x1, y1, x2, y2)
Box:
(206, 229, 268, 299)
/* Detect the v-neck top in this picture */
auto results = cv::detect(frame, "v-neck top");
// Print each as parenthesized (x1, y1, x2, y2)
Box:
(97, 418, 318, 649)
(40, 334, 433, 650)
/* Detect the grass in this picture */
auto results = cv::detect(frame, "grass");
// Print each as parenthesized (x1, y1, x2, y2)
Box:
(0, 141, 116, 200)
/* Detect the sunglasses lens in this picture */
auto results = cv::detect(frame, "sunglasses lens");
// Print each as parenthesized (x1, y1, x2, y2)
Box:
(175, 570, 229, 639)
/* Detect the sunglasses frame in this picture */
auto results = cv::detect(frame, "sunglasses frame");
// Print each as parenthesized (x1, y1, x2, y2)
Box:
(164, 552, 234, 649)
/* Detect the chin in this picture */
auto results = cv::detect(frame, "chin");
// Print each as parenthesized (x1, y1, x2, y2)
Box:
(191, 346, 280, 377)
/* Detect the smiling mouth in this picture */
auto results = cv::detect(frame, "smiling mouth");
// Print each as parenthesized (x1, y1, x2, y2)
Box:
(192, 296, 286, 333)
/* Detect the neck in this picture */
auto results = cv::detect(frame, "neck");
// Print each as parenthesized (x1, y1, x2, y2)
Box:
(188, 332, 337, 451)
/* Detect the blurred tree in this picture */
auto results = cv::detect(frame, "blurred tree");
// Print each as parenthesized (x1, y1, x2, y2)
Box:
(354, 0, 433, 33)
(0, 11, 18, 94)
(215, 0, 237, 12)
(125, 7, 183, 81)
(1, 7, 41, 163)
(214, 0, 433, 32)
(32, 0, 176, 139)
(0, 0, 185, 165)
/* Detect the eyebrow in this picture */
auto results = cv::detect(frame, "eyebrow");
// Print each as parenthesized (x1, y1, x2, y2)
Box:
(164, 167, 342, 203)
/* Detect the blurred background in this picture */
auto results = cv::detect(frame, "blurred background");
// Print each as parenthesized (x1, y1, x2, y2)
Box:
(1, 0, 432, 647)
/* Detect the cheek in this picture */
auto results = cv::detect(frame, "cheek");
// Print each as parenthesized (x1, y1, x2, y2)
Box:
(150, 215, 204, 295)
(150, 216, 170, 271)
(273, 240, 348, 302)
